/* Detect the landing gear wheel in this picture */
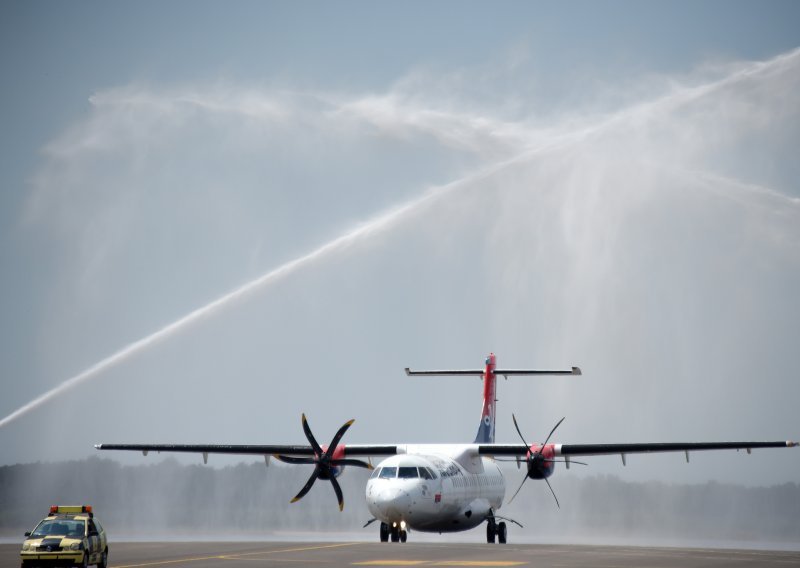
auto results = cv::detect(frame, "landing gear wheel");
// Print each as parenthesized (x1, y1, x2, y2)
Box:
(379, 523, 389, 543)
(498, 521, 507, 544)
(486, 518, 496, 544)
(390, 526, 400, 542)
(400, 530, 407, 543)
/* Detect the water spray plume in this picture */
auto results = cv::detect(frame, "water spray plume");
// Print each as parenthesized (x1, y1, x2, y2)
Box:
(2, 48, 797, 430)
(0, 154, 521, 430)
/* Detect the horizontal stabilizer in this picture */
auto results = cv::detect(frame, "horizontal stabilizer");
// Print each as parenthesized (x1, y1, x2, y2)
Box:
(496, 367, 581, 377)
(405, 368, 483, 376)
(405, 367, 581, 376)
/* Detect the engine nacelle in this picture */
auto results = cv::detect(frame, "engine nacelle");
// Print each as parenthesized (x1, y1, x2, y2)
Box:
(526, 444, 556, 479)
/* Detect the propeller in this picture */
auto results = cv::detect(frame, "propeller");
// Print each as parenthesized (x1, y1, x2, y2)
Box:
(507, 415, 586, 507)
(275, 414, 372, 511)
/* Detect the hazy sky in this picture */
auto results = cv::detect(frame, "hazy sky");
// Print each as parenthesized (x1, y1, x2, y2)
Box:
(1, 1, 799, 487)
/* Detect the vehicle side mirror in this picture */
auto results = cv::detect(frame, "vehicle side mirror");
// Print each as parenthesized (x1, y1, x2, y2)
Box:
(24, 531, 31, 537)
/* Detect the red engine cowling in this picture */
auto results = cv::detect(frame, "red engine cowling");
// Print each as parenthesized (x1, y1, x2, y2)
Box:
(526, 444, 556, 479)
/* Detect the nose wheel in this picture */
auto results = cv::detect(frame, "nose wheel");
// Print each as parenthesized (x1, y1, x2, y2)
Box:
(380, 522, 408, 543)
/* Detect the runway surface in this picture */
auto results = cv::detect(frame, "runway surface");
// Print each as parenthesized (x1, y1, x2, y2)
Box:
(5, 541, 800, 567)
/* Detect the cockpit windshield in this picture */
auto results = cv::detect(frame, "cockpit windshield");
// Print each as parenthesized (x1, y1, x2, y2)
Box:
(373, 465, 438, 480)
(398, 466, 418, 479)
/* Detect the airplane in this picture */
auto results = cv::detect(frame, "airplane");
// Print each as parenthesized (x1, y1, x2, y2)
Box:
(95, 353, 796, 544)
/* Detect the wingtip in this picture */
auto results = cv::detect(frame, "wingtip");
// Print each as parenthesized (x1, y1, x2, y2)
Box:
(94, 444, 101, 450)
(404, 367, 411, 376)
(572, 367, 582, 375)
(788, 441, 798, 448)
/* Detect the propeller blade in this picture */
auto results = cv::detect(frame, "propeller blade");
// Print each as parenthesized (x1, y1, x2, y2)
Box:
(324, 419, 355, 460)
(331, 458, 373, 469)
(538, 416, 566, 454)
(274, 455, 316, 465)
(507, 473, 528, 504)
(301, 414, 323, 456)
(511, 414, 529, 448)
(330, 474, 345, 511)
(290, 469, 320, 503)
(544, 477, 560, 509)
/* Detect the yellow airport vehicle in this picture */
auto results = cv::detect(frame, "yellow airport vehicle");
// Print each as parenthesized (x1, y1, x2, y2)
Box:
(20, 505, 108, 568)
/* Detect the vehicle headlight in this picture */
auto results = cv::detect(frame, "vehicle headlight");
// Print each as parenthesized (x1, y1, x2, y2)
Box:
(21, 543, 30, 551)
(69, 542, 82, 551)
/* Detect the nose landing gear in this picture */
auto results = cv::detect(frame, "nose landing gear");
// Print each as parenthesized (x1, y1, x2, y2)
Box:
(380, 522, 408, 543)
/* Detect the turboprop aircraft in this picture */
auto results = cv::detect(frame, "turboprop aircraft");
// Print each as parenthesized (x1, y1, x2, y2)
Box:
(95, 353, 796, 544)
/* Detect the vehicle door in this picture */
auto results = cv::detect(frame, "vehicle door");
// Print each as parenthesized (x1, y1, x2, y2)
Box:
(87, 520, 100, 562)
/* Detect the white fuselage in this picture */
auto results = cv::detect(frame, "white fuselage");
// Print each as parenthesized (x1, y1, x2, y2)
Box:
(365, 445, 505, 533)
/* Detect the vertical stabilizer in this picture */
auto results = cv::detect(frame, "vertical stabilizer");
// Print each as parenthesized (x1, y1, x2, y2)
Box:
(474, 353, 497, 444)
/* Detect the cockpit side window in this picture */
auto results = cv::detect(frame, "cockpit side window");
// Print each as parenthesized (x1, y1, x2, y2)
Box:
(419, 467, 435, 480)
(398, 466, 419, 479)
(370, 467, 382, 479)
(379, 466, 397, 479)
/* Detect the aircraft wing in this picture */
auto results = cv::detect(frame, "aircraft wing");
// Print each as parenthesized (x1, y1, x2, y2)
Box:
(94, 443, 399, 457)
(479, 440, 796, 457)
(558, 441, 796, 456)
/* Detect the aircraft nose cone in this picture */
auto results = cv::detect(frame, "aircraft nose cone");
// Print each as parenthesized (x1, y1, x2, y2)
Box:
(373, 487, 413, 519)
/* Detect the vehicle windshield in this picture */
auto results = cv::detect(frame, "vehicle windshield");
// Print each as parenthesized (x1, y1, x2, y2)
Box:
(31, 519, 85, 538)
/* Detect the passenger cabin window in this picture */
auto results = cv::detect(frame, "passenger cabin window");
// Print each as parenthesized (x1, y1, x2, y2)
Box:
(398, 466, 419, 479)
(379, 467, 397, 479)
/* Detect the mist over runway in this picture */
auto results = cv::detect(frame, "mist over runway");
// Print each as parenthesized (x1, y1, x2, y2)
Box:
(3, 540, 800, 568)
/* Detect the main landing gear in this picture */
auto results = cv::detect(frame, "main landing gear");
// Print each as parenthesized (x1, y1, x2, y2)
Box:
(486, 517, 507, 544)
(380, 522, 407, 543)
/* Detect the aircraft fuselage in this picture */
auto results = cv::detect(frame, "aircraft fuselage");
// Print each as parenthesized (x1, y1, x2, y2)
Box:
(366, 447, 504, 532)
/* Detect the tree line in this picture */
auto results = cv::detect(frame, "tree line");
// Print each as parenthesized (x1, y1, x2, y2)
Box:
(1, 457, 797, 546)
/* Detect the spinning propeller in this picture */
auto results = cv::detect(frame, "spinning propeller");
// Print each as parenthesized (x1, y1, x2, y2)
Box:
(507, 415, 587, 508)
(275, 414, 372, 511)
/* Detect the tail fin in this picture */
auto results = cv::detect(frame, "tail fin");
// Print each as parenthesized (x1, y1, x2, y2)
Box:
(405, 353, 581, 444)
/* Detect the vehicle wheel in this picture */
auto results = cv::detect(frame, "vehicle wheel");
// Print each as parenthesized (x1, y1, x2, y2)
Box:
(498, 522, 507, 544)
(399, 530, 407, 543)
(390, 526, 399, 542)
(80, 552, 89, 568)
(98, 548, 108, 568)
(486, 518, 496, 543)
(379, 523, 389, 542)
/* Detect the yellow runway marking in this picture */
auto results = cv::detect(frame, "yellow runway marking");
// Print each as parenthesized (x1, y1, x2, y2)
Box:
(353, 562, 429, 566)
(433, 563, 526, 567)
(114, 542, 363, 567)
(353, 562, 526, 567)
